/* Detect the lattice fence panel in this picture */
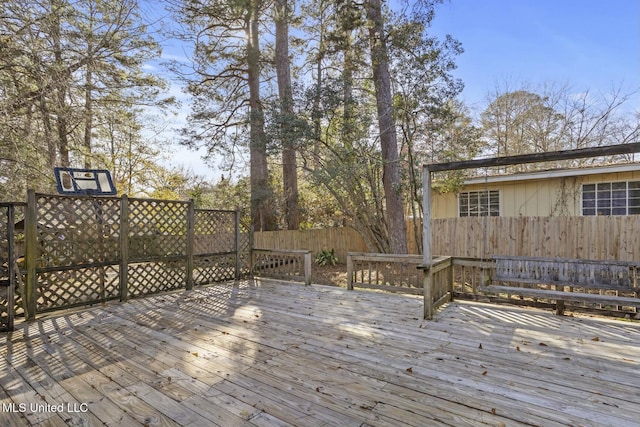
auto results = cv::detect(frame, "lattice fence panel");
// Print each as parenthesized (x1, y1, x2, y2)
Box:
(194, 210, 236, 255)
(128, 261, 186, 297)
(193, 254, 236, 285)
(1, 206, 10, 331)
(129, 199, 188, 259)
(36, 195, 121, 267)
(35, 265, 120, 312)
(238, 219, 251, 275)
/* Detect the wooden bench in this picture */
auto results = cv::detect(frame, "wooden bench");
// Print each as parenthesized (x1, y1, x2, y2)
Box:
(479, 256, 640, 315)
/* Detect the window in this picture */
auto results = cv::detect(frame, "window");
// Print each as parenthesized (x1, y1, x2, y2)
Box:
(582, 181, 640, 216)
(459, 190, 500, 217)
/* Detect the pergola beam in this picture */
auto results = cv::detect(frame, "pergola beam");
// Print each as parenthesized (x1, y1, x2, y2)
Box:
(425, 142, 640, 172)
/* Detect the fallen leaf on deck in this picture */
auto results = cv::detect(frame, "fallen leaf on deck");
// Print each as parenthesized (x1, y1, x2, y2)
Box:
(192, 352, 199, 357)
(539, 342, 547, 347)
(482, 371, 488, 376)
(516, 346, 520, 351)
(591, 336, 600, 341)
(406, 367, 413, 373)
(478, 343, 483, 349)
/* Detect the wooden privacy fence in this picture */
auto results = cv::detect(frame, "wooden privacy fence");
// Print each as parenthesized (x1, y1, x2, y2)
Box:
(254, 227, 367, 263)
(256, 217, 640, 261)
(0, 191, 250, 328)
(431, 216, 640, 261)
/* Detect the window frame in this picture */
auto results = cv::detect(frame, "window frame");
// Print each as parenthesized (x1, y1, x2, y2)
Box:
(458, 190, 500, 217)
(581, 180, 640, 216)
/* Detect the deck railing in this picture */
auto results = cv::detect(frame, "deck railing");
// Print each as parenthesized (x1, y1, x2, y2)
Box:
(347, 252, 423, 293)
(346, 252, 454, 319)
(251, 248, 312, 285)
(419, 256, 454, 319)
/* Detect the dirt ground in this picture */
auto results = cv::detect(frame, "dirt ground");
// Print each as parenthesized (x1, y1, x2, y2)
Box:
(310, 263, 348, 287)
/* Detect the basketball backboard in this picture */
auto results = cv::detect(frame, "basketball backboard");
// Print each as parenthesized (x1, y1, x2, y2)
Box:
(54, 167, 117, 196)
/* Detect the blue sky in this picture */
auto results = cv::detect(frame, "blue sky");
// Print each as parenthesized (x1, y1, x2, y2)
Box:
(156, 0, 639, 179)
(428, 0, 639, 113)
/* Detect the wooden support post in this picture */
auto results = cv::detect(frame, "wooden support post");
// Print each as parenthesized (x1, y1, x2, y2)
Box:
(24, 190, 37, 321)
(422, 166, 433, 319)
(186, 200, 195, 290)
(304, 251, 312, 286)
(234, 209, 241, 280)
(119, 194, 129, 302)
(248, 225, 254, 277)
(347, 253, 354, 290)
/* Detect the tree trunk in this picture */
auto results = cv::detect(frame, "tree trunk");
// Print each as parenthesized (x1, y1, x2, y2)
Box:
(84, 66, 93, 169)
(51, 3, 70, 167)
(275, 0, 300, 230)
(247, 1, 276, 231)
(365, 0, 407, 253)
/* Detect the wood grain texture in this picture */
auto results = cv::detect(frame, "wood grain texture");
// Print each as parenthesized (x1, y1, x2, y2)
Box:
(2, 279, 640, 426)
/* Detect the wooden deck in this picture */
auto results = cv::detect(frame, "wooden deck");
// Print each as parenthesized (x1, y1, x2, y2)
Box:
(2, 279, 640, 426)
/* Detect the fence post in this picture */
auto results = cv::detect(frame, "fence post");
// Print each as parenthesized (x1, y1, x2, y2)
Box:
(304, 251, 312, 286)
(186, 200, 194, 290)
(6, 204, 15, 330)
(119, 194, 129, 302)
(423, 266, 433, 320)
(24, 190, 37, 320)
(248, 224, 254, 276)
(234, 209, 240, 280)
(347, 253, 354, 290)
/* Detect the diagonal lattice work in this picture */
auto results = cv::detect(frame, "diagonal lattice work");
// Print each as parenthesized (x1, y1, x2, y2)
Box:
(128, 261, 186, 297)
(35, 266, 120, 312)
(237, 218, 251, 276)
(194, 209, 236, 255)
(11, 192, 251, 321)
(36, 195, 121, 267)
(1, 203, 25, 331)
(129, 198, 188, 259)
(0, 206, 10, 331)
(193, 254, 236, 285)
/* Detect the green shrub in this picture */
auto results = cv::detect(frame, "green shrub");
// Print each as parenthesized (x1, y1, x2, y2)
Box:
(315, 248, 338, 266)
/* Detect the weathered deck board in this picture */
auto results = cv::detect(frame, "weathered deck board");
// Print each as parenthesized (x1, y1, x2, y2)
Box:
(2, 279, 640, 426)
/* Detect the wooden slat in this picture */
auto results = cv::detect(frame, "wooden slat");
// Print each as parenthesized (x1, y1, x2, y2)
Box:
(479, 285, 640, 307)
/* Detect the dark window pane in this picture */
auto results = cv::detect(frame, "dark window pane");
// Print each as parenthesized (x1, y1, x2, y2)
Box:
(597, 190, 611, 201)
(612, 182, 626, 190)
(597, 183, 611, 191)
(629, 207, 640, 215)
(583, 184, 596, 192)
(612, 207, 626, 215)
(582, 198, 595, 209)
(597, 197, 611, 209)
(583, 208, 596, 216)
(597, 208, 611, 216)
(612, 198, 627, 208)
